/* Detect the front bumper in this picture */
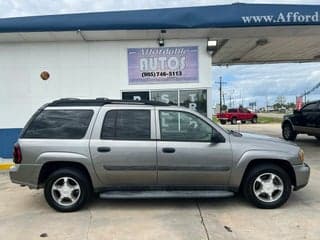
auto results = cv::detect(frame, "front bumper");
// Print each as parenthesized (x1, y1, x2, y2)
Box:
(9, 164, 42, 189)
(293, 163, 310, 191)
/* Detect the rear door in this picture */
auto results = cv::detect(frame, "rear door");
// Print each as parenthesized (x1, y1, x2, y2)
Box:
(238, 108, 245, 120)
(90, 106, 157, 186)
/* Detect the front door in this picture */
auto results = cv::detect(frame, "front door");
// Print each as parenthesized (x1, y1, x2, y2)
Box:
(316, 103, 320, 130)
(90, 107, 157, 186)
(297, 102, 319, 134)
(156, 109, 232, 187)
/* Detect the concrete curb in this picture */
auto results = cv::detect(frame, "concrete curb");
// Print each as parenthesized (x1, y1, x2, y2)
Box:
(0, 162, 14, 171)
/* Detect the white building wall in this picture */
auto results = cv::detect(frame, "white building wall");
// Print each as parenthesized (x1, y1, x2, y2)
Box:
(0, 38, 211, 129)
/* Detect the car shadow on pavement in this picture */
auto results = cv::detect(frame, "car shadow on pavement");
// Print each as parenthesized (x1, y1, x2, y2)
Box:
(295, 138, 320, 146)
(86, 194, 250, 211)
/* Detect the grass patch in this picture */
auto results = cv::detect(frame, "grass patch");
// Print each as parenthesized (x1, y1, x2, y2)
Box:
(212, 117, 219, 123)
(212, 116, 282, 124)
(257, 116, 282, 124)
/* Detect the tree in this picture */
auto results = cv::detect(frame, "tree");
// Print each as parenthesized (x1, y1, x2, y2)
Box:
(275, 96, 286, 107)
(285, 102, 296, 109)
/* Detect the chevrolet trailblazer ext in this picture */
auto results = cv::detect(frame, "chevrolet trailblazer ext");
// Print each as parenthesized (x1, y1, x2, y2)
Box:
(10, 98, 310, 212)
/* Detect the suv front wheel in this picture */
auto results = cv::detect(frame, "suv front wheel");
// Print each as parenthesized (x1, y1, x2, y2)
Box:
(44, 168, 91, 212)
(242, 164, 292, 209)
(251, 116, 258, 124)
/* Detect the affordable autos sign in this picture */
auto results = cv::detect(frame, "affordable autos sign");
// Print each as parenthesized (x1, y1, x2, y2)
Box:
(241, 11, 319, 25)
(127, 46, 198, 84)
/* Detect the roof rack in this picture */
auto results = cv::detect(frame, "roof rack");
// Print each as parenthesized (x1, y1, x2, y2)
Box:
(47, 98, 170, 107)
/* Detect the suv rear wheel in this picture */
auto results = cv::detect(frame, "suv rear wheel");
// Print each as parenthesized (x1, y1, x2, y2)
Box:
(242, 164, 292, 209)
(44, 168, 91, 212)
(282, 123, 297, 141)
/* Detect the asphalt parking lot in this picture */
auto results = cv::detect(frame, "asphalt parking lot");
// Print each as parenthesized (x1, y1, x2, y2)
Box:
(0, 123, 319, 240)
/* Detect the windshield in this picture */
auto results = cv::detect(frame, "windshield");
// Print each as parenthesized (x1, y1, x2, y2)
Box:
(211, 120, 242, 136)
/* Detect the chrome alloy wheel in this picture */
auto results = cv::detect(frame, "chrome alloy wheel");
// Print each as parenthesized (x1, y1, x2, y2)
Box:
(51, 177, 81, 206)
(253, 173, 284, 203)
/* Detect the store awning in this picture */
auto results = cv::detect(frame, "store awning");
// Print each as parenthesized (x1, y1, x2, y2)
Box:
(0, 3, 319, 65)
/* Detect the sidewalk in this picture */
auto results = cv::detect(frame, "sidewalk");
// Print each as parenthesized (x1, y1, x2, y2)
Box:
(0, 158, 13, 170)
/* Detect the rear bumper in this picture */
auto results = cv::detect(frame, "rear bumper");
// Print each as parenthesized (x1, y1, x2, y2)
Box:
(293, 163, 310, 191)
(9, 164, 42, 189)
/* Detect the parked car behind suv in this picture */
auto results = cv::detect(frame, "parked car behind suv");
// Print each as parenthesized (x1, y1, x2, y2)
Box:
(10, 98, 309, 212)
(216, 108, 258, 125)
(282, 100, 320, 141)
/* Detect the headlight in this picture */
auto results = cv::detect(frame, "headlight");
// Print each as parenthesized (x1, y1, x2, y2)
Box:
(298, 149, 305, 163)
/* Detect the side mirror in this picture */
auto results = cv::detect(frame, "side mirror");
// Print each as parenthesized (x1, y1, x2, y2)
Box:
(211, 133, 225, 143)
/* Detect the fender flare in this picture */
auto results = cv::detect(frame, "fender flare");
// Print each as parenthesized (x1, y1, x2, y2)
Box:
(229, 149, 294, 189)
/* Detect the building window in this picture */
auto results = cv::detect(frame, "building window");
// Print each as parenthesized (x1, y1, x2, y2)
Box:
(180, 89, 207, 115)
(150, 90, 178, 105)
(122, 91, 150, 101)
(122, 89, 207, 116)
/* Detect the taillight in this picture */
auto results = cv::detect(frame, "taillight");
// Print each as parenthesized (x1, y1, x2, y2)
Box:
(13, 143, 22, 164)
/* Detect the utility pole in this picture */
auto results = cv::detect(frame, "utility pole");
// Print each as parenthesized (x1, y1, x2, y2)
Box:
(222, 92, 226, 107)
(304, 90, 307, 104)
(265, 95, 268, 112)
(215, 76, 227, 113)
(240, 90, 244, 106)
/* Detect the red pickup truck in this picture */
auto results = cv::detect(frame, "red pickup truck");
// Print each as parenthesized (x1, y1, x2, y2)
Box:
(216, 108, 258, 125)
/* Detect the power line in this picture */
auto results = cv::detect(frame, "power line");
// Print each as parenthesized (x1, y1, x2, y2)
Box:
(300, 81, 320, 100)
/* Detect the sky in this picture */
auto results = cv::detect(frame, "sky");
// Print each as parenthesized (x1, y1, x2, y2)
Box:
(0, 0, 320, 108)
(212, 63, 320, 109)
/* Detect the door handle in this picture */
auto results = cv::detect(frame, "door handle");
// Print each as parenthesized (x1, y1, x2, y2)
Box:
(97, 147, 111, 153)
(162, 147, 175, 153)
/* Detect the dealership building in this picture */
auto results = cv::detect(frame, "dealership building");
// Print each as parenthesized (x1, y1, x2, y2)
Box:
(1, 3, 320, 158)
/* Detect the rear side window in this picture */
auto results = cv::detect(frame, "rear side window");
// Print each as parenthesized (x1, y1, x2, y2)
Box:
(22, 110, 93, 139)
(101, 110, 151, 140)
(228, 109, 237, 113)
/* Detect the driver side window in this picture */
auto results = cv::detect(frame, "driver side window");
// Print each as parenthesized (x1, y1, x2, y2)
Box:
(302, 103, 318, 112)
(159, 110, 214, 141)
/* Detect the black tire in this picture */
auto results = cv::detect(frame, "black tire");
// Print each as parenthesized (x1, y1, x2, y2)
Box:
(315, 136, 320, 141)
(242, 164, 292, 209)
(231, 117, 237, 125)
(251, 116, 258, 124)
(282, 123, 297, 141)
(220, 120, 227, 125)
(44, 168, 92, 212)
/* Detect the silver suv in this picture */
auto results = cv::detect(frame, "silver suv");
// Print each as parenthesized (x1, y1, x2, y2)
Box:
(10, 98, 310, 212)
